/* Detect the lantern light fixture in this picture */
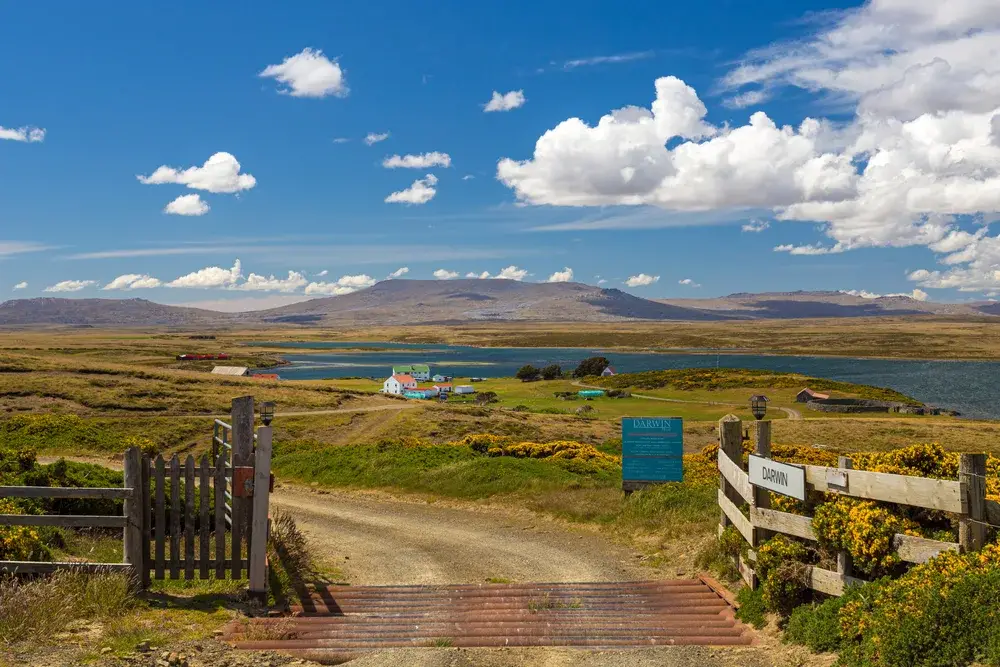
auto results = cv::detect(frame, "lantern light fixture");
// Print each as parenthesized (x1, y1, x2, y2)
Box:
(750, 395, 769, 420)
(261, 401, 275, 426)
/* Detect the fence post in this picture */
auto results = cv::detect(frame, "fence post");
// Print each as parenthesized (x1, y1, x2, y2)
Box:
(750, 420, 772, 584)
(231, 396, 254, 580)
(249, 426, 273, 601)
(718, 415, 743, 533)
(959, 453, 987, 552)
(837, 456, 854, 577)
(122, 447, 144, 589)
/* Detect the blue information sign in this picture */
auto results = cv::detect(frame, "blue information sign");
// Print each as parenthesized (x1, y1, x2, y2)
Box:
(621, 417, 683, 488)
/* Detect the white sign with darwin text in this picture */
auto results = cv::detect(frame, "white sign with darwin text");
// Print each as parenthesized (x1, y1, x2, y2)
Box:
(749, 454, 806, 501)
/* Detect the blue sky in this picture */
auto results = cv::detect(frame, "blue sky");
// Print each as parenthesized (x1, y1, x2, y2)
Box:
(3, 0, 1000, 309)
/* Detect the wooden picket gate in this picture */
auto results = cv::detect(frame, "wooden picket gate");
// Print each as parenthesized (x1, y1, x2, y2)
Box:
(144, 396, 272, 597)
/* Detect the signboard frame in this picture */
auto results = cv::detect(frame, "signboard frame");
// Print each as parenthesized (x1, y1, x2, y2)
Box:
(621, 417, 683, 491)
(748, 454, 807, 501)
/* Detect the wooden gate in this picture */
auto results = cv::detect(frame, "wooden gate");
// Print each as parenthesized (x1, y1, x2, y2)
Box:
(145, 396, 272, 597)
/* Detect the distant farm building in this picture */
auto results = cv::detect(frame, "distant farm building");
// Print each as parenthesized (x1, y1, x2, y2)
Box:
(433, 383, 453, 393)
(251, 373, 280, 381)
(383, 374, 418, 395)
(178, 353, 230, 361)
(211, 366, 249, 377)
(601, 366, 617, 377)
(454, 385, 475, 395)
(796, 388, 831, 403)
(432, 374, 448, 383)
(578, 390, 606, 398)
(393, 364, 430, 381)
(403, 390, 435, 400)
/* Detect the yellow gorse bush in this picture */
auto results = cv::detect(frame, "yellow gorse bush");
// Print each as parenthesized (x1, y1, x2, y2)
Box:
(812, 496, 920, 577)
(0, 499, 50, 562)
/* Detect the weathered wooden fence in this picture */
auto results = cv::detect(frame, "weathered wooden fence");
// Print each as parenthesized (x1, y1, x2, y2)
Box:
(716, 414, 991, 595)
(1, 396, 272, 598)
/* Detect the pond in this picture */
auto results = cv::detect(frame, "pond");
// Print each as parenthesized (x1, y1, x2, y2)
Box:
(256, 342, 1000, 420)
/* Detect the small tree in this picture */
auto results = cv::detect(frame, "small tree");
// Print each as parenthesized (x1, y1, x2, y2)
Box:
(475, 391, 499, 404)
(540, 364, 562, 380)
(515, 364, 540, 381)
(572, 356, 611, 378)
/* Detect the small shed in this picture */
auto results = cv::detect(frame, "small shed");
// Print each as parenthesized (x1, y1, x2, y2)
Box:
(211, 366, 249, 377)
(601, 366, 617, 377)
(251, 373, 280, 381)
(796, 388, 831, 403)
(432, 374, 447, 383)
(433, 383, 453, 393)
(455, 385, 475, 395)
(578, 390, 605, 398)
(403, 390, 433, 400)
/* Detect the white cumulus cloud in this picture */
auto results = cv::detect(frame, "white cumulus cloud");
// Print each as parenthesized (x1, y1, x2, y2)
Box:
(103, 274, 162, 290)
(841, 289, 930, 302)
(466, 271, 490, 279)
(387, 267, 409, 279)
(138, 152, 256, 194)
(0, 125, 45, 142)
(625, 274, 659, 287)
(239, 271, 309, 293)
(167, 260, 243, 289)
(364, 132, 390, 146)
(12, 282, 27, 290)
(164, 194, 210, 216)
(382, 152, 451, 169)
(678, 278, 700, 287)
(44, 280, 96, 293)
(304, 274, 375, 295)
(546, 267, 574, 283)
(433, 269, 459, 280)
(742, 219, 770, 233)
(484, 90, 526, 112)
(259, 48, 348, 98)
(496, 265, 528, 281)
(385, 174, 438, 205)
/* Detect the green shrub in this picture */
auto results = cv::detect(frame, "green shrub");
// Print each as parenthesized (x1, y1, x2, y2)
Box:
(735, 586, 767, 629)
(784, 583, 872, 654)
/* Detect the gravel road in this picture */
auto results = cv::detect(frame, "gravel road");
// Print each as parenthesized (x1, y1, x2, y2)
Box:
(272, 486, 653, 585)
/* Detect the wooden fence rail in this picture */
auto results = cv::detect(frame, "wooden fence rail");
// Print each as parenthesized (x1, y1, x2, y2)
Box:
(1, 396, 272, 596)
(716, 415, 986, 596)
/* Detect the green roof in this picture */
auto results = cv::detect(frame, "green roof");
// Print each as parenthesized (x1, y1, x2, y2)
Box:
(393, 364, 430, 373)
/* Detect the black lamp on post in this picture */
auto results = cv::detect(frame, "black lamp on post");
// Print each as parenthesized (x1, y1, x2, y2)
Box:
(750, 394, 769, 420)
(261, 401, 275, 426)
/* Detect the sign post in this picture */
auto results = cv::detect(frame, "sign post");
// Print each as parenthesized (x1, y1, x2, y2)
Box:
(748, 454, 806, 501)
(621, 417, 683, 492)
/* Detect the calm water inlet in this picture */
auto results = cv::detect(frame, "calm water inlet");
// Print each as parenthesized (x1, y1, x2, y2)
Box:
(258, 342, 1000, 420)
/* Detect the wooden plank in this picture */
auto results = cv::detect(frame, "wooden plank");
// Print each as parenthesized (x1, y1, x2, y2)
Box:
(0, 515, 127, 528)
(808, 566, 867, 596)
(893, 534, 959, 564)
(751, 506, 817, 541)
(960, 453, 987, 552)
(169, 454, 180, 579)
(804, 465, 965, 513)
(199, 455, 210, 579)
(123, 447, 143, 586)
(0, 561, 132, 574)
(0, 486, 132, 499)
(718, 415, 743, 532)
(718, 488, 752, 543)
(230, 397, 254, 581)
(738, 554, 755, 588)
(141, 455, 151, 588)
(836, 456, 854, 577)
(717, 449, 752, 503)
(249, 427, 272, 598)
(214, 450, 227, 579)
(155, 456, 165, 580)
(751, 420, 773, 562)
(184, 455, 195, 580)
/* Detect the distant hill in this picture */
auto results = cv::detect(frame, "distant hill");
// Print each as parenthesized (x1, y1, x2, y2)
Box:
(657, 290, 987, 319)
(255, 279, 730, 325)
(0, 298, 230, 327)
(1, 285, 996, 327)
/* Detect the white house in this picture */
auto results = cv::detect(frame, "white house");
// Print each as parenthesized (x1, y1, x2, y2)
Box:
(393, 364, 430, 381)
(433, 383, 453, 393)
(601, 365, 617, 377)
(382, 374, 418, 395)
(454, 385, 475, 395)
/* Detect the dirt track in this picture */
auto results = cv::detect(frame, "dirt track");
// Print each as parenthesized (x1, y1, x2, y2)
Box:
(272, 486, 653, 585)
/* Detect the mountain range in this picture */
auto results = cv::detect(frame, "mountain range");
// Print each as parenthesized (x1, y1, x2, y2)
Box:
(0, 281, 995, 327)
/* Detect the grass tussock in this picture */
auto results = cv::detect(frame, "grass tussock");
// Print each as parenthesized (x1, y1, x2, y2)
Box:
(0, 569, 136, 645)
